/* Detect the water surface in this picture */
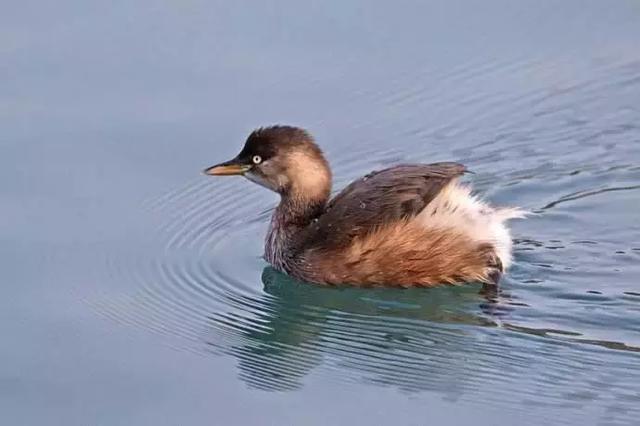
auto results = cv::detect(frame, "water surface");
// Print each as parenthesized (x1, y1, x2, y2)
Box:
(2, 0, 640, 425)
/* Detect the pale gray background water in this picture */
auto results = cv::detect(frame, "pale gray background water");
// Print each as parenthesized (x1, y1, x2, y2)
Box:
(2, 1, 640, 425)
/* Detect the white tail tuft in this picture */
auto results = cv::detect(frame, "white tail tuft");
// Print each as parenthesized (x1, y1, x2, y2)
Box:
(415, 181, 526, 270)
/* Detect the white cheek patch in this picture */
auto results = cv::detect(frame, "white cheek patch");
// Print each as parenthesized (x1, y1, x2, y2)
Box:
(244, 160, 290, 192)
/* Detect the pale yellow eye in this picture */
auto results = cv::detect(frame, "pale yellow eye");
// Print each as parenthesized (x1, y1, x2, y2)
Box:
(252, 155, 262, 164)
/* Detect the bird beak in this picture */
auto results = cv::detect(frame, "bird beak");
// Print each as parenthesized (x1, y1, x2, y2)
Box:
(203, 159, 251, 176)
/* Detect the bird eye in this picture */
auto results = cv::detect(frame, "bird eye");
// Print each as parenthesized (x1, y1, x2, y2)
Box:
(252, 155, 262, 164)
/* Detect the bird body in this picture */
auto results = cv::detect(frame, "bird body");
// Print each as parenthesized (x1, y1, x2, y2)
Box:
(205, 126, 524, 287)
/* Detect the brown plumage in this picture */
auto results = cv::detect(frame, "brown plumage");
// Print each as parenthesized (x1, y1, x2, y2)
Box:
(204, 125, 524, 287)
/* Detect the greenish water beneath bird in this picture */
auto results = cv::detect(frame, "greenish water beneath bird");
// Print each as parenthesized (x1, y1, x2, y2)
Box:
(2, 0, 640, 425)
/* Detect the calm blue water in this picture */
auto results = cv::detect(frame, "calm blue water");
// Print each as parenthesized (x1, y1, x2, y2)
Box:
(2, 1, 640, 425)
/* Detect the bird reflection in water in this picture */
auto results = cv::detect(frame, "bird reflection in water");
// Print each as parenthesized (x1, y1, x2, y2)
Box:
(205, 267, 517, 394)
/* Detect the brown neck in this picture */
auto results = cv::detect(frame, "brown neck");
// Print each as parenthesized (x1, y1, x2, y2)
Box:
(265, 191, 329, 272)
(278, 192, 328, 226)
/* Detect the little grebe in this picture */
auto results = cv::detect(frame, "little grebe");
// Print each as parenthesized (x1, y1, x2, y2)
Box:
(204, 126, 524, 287)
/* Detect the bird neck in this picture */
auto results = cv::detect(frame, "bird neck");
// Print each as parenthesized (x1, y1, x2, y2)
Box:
(265, 193, 328, 271)
(278, 193, 328, 226)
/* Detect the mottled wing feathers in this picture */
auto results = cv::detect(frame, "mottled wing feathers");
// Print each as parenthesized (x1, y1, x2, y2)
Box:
(300, 163, 467, 249)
